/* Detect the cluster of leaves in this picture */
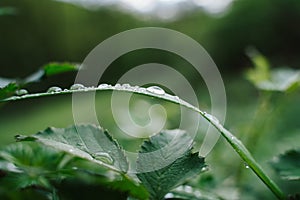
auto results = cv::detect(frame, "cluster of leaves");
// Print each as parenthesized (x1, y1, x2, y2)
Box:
(0, 124, 214, 200)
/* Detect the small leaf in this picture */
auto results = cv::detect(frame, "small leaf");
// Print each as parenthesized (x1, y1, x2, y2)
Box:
(246, 48, 300, 92)
(0, 82, 19, 100)
(136, 130, 207, 200)
(43, 62, 80, 77)
(271, 149, 300, 181)
(255, 68, 300, 92)
(246, 47, 270, 84)
(16, 124, 128, 172)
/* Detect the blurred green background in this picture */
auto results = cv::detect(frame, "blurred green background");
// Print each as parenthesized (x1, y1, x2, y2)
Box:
(0, 0, 299, 199)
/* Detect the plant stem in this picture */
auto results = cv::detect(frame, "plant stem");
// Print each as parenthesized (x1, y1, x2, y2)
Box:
(203, 115, 285, 199)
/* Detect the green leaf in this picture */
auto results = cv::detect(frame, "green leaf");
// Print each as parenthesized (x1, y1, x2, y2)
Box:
(271, 149, 300, 181)
(0, 62, 79, 100)
(246, 47, 270, 84)
(43, 62, 80, 77)
(246, 48, 300, 92)
(16, 124, 128, 172)
(254, 68, 300, 92)
(0, 83, 19, 100)
(136, 130, 207, 200)
(0, 142, 67, 190)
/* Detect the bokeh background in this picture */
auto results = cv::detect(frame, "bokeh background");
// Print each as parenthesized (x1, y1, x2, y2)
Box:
(0, 0, 299, 199)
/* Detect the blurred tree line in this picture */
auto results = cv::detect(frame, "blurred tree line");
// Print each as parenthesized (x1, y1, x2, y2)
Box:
(1, 0, 300, 81)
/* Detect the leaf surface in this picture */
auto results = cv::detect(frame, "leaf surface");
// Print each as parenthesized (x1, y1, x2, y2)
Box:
(136, 130, 207, 200)
(16, 124, 128, 172)
(271, 149, 300, 181)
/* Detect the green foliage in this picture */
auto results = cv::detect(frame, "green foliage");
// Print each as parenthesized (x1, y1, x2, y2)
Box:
(137, 130, 207, 200)
(271, 149, 300, 181)
(1, 82, 286, 199)
(43, 62, 80, 77)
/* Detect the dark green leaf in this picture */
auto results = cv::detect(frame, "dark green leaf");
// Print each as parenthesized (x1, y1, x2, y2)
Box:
(0, 82, 19, 100)
(271, 149, 300, 181)
(137, 130, 207, 200)
(0, 7, 17, 16)
(16, 124, 128, 172)
(0, 142, 67, 190)
(43, 62, 80, 76)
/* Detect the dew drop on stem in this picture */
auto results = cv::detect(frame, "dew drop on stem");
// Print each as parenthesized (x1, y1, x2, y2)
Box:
(15, 89, 28, 96)
(47, 86, 62, 93)
(70, 83, 85, 90)
(97, 83, 109, 89)
(146, 86, 165, 95)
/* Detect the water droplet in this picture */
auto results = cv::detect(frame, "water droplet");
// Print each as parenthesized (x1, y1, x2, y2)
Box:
(97, 83, 109, 89)
(47, 86, 62, 93)
(70, 83, 85, 90)
(114, 83, 121, 88)
(63, 89, 68, 92)
(165, 193, 174, 198)
(72, 167, 78, 170)
(132, 86, 139, 91)
(15, 89, 28, 96)
(69, 149, 74, 153)
(122, 83, 130, 88)
(92, 152, 114, 164)
(204, 113, 220, 123)
(177, 186, 184, 191)
(146, 86, 165, 95)
(184, 185, 193, 193)
(201, 166, 209, 172)
(244, 162, 250, 169)
(194, 190, 201, 197)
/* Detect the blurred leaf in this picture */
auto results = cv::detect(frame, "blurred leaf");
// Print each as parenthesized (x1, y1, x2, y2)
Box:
(43, 62, 80, 77)
(246, 48, 300, 92)
(16, 124, 128, 172)
(271, 149, 300, 181)
(136, 130, 207, 200)
(0, 82, 19, 100)
(0, 7, 17, 16)
(0, 77, 16, 88)
(0, 142, 67, 190)
(246, 47, 270, 84)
